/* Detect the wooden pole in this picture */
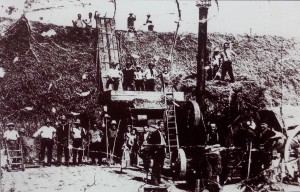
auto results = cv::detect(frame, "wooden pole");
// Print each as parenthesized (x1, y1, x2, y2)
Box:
(196, 5, 209, 108)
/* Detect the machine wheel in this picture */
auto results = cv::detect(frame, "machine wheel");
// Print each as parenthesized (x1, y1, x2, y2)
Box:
(284, 126, 300, 180)
(186, 101, 201, 129)
(171, 148, 187, 179)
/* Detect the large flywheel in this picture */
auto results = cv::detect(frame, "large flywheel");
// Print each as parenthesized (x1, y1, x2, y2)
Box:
(284, 126, 300, 180)
(186, 101, 201, 129)
(171, 148, 187, 179)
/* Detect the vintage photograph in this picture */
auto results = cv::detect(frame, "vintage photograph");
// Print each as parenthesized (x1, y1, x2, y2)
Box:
(1, 0, 300, 191)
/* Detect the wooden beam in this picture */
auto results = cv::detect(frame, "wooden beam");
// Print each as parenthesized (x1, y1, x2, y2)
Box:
(110, 91, 185, 102)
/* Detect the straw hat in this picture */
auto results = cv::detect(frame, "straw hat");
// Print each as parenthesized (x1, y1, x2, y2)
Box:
(74, 119, 81, 124)
(19, 128, 26, 133)
(111, 120, 117, 125)
(7, 122, 15, 126)
(45, 118, 52, 123)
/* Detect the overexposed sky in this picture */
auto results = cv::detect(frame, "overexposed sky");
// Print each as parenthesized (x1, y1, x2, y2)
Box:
(1, 0, 300, 38)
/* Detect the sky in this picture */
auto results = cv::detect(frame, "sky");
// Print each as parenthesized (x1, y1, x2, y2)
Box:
(0, 0, 300, 38)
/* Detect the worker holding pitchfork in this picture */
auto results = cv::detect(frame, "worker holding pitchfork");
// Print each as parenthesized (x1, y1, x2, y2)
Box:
(108, 120, 121, 165)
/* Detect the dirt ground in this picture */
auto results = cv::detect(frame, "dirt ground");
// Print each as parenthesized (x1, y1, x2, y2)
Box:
(1, 164, 300, 192)
(0, 165, 185, 192)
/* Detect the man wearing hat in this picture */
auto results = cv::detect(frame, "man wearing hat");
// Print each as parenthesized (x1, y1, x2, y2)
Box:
(106, 62, 122, 91)
(127, 13, 136, 31)
(71, 119, 86, 165)
(108, 120, 119, 163)
(144, 14, 154, 31)
(4, 122, 20, 150)
(144, 62, 158, 91)
(33, 119, 56, 166)
(134, 65, 144, 91)
(122, 61, 135, 91)
(209, 47, 222, 80)
(147, 121, 167, 185)
(56, 115, 70, 166)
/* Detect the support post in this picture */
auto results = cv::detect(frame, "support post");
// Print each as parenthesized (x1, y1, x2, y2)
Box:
(196, 1, 210, 108)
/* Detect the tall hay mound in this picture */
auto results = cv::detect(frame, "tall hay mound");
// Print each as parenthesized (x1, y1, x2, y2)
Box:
(0, 16, 98, 121)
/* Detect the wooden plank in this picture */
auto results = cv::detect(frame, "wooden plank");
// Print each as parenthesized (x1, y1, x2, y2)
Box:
(110, 91, 185, 102)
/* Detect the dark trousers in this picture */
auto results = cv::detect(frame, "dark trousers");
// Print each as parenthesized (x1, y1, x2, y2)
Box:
(123, 80, 135, 91)
(89, 142, 102, 165)
(145, 79, 155, 91)
(129, 147, 138, 166)
(151, 147, 166, 184)
(57, 140, 69, 164)
(6, 140, 19, 150)
(221, 61, 234, 82)
(40, 138, 54, 164)
(72, 139, 83, 164)
(106, 78, 120, 90)
(135, 80, 144, 91)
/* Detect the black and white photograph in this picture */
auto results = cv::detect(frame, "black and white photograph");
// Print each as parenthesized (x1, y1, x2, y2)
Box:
(1, 0, 300, 191)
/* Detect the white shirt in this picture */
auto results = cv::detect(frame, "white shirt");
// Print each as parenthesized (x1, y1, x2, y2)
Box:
(212, 54, 222, 66)
(223, 49, 236, 61)
(85, 18, 92, 28)
(89, 130, 102, 143)
(144, 68, 158, 80)
(72, 127, 86, 139)
(33, 126, 56, 139)
(74, 19, 85, 28)
(134, 71, 144, 80)
(107, 68, 122, 78)
(159, 131, 166, 146)
(4, 130, 19, 141)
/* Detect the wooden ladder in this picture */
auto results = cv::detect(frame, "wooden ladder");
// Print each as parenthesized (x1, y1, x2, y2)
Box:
(165, 92, 179, 160)
(96, 17, 121, 91)
(6, 141, 25, 171)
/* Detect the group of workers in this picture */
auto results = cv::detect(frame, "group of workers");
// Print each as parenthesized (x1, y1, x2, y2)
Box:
(3, 116, 167, 185)
(206, 42, 237, 83)
(72, 11, 154, 33)
(127, 13, 154, 32)
(205, 119, 286, 181)
(106, 61, 174, 92)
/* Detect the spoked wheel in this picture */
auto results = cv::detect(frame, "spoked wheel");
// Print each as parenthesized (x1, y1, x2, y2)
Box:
(171, 148, 187, 180)
(284, 126, 300, 181)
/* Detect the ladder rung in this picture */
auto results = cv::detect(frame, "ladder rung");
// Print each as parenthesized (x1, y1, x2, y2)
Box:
(8, 150, 22, 152)
(9, 156, 23, 158)
(168, 127, 176, 130)
(169, 139, 177, 142)
(169, 145, 177, 147)
(168, 121, 176, 123)
(10, 162, 23, 165)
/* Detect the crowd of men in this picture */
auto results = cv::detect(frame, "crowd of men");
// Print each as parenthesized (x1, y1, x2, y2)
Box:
(106, 61, 174, 92)
(3, 116, 167, 185)
(72, 11, 154, 33)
